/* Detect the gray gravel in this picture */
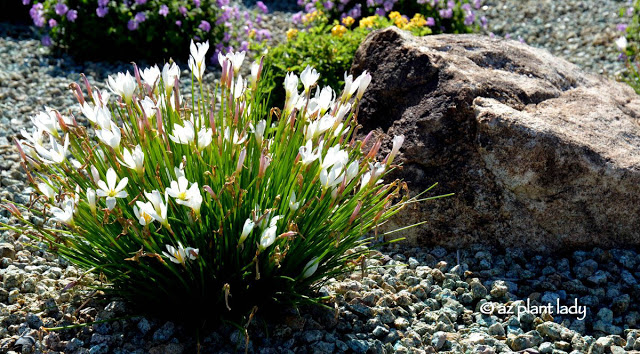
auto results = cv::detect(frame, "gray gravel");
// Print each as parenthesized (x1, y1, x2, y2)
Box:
(1, 0, 639, 352)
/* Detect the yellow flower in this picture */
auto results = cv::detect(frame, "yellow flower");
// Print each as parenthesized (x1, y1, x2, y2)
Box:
(342, 16, 355, 27)
(389, 11, 401, 20)
(286, 28, 298, 41)
(394, 16, 409, 29)
(249, 29, 256, 38)
(331, 24, 347, 38)
(359, 15, 378, 29)
(410, 13, 427, 27)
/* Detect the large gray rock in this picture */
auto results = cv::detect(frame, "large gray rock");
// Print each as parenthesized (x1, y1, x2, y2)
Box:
(351, 27, 640, 251)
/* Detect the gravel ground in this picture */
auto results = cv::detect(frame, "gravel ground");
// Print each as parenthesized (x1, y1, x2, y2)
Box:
(1, 0, 639, 352)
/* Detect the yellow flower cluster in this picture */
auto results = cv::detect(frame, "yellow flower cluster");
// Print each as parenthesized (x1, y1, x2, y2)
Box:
(388, 12, 428, 30)
(286, 28, 299, 40)
(303, 10, 322, 25)
(410, 13, 428, 28)
(359, 15, 379, 29)
(331, 24, 347, 37)
(342, 16, 355, 27)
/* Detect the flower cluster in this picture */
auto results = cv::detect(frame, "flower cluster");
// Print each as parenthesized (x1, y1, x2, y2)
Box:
(616, 1, 640, 93)
(293, 0, 486, 34)
(4, 40, 416, 322)
(21, 0, 271, 62)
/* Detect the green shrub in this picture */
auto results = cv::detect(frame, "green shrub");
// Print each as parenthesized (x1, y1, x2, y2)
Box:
(619, 2, 640, 93)
(1, 40, 435, 325)
(23, 0, 270, 62)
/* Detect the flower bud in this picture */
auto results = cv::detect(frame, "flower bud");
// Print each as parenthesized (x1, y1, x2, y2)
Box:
(239, 218, 255, 245)
(87, 188, 96, 215)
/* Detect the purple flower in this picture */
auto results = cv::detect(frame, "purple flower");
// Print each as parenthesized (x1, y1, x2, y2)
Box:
(447, 0, 454, 8)
(217, 0, 229, 6)
(382, 0, 393, 12)
(461, 3, 471, 12)
(323, 1, 333, 10)
(194, 0, 201, 7)
(97, 6, 109, 17)
(134, 12, 146, 22)
(256, 15, 262, 23)
(627, 6, 634, 17)
(159, 4, 169, 16)
(257, 1, 268, 13)
(366, 0, 374, 7)
(179, 6, 187, 15)
(240, 41, 249, 52)
(48, 18, 57, 27)
(464, 13, 474, 26)
(426, 17, 435, 26)
(223, 31, 231, 42)
(374, 7, 385, 16)
(135, 0, 147, 4)
(175, 20, 182, 26)
(292, 12, 303, 24)
(473, 0, 481, 9)
(618, 23, 628, 32)
(98, 0, 109, 6)
(55, 2, 68, 15)
(489, 32, 495, 39)
(480, 16, 487, 29)
(128, 19, 138, 30)
(199, 20, 211, 32)
(41, 35, 52, 46)
(518, 36, 525, 44)
(504, 33, 511, 39)
(348, 4, 362, 19)
(29, 3, 45, 27)
(256, 29, 271, 41)
(304, 2, 315, 13)
(439, 8, 452, 18)
(417, 0, 426, 4)
(22, 0, 30, 5)
(297, 0, 305, 6)
(67, 9, 78, 22)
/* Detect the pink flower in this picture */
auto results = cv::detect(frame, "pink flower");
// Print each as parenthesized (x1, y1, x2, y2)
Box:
(67, 9, 78, 22)
(54, 2, 68, 15)
(48, 19, 57, 27)
(199, 20, 211, 32)
(159, 5, 169, 16)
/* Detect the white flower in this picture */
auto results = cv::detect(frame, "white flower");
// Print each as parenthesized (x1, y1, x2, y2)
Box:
(320, 164, 344, 190)
(166, 176, 202, 213)
(284, 72, 298, 99)
(119, 145, 144, 175)
(321, 145, 348, 170)
(107, 71, 136, 104)
(345, 160, 359, 182)
(50, 199, 75, 225)
(95, 90, 111, 108)
(302, 257, 320, 279)
(360, 162, 386, 190)
(197, 127, 213, 150)
(161, 62, 181, 95)
(388, 135, 405, 164)
(163, 242, 199, 265)
(249, 60, 260, 89)
(342, 72, 361, 101)
(96, 121, 122, 150)
(37, 181, 56, 200)
(139, 97, 157, 119)
(309, 86, 334, 115)
(87, 187, 96, 214)
(355, 70, 372, 100)
(289, 191, 300, 211)
(34, 134, 69, 164)
(133, 201, 156, 226)
(168, 120, 195, 145)
(31, 108, 61, 137)
(140, 65, 161, 88)
(616, 36, 628, 51)
(236, 148, 247, 173)
(233, 74, 246, 99)
(299, 139, 321, 165)
(80, 102, 112, 129)
(144, 190, 169, 226)
(227, 51, 246, 75)
(252, 119, 266, 145)
(223, 127, 247, 145)
(259, 225, 277, 250)
(188, 40, 209, 81)
(21, 127, 44, 147)
(96, 168, 129, 210)
(300, 65, 320, 93)
(239, 218, 255, 245)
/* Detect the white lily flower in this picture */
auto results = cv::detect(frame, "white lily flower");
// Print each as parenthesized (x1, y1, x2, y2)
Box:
(299, 139, 321, 165)
(161, 62, 181, 95)
(239, 218, 255, 245)
(233, 74, 245, 99)
(34, 134, 69, 165)
(322, 145, 348, 169)
(140, 65, 161, 88)
(360, 162, 386, 190)
(284, 72, 298, 100)
(31, 108, 61, 137)
(236, 148, 247, 173)
(223, 127, 247, 145)
(346, 160, 359, 182)
(300, 65, 320, 93)
(80, 102, 112, 129)
(320, 164, 344, 190)
(253, 119, 266, 145)
(163, 242, 198, 265)
(249, 60, 260, 90)
(87, 187, 96, 214)
(616, 36, 628, 51)
(37, 181, 56, 200)
(133, 201, 156, 226)
(342, 73, 361, 102)
(21, 127, 44, 147)
(388, 135, 405, 164)
(311, 86, 334, 115)
(289, 191, 300, 211)
(168, 120, 195, 145)
(119, 145, 144, 175)
(107, 71, 136, 104)
(316, 113, 336, 137)
(144, 190, 169, 226)
(139, 97, 157, 119)
(227, 51, 246, 75)
(355, 71, 372, 100)
(96, 168, 129, 210)
(188, 40, 209, 81)
(197, 127, 213, 150)
(96, 121, 122, 150)
(259, 225, 277, 250)
(166, 176, 202, 213)
(95, 90, 111, 108)
(50, 199, 75, 226)
(302, 257, 320, 279)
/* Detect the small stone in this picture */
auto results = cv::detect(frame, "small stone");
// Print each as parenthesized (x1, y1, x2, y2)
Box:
(346, 339, 369, 354)
(7, 289, 19, 304)
(597, 308, 613, 323)
(488, 323, 504, 337)
(0, 243, 15, 259)
(65, 338, 84, 352)
(537, 322, 564, 341)
(469, 278, 488, 299)
(432, 331, 446, 350)
(539, 342, 553, 353)
(372, 326, 389, 338)
(394, 317, 410, 330)
(309, 341, 335, 353)
(137, 318, 152, 335)
(89, 343, 109, 354)
(586, 270, 608, 285)
(407, 257, 419, 269)
(490, 280, 508, 298)
(574, 259, 598, 279)
(25, 313, 43, 329)
(302, 330, 323, 343)
(611, 294, 630, 314)
(152, 321, 175, 342)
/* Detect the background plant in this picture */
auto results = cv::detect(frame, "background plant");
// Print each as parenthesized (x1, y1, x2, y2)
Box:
(263, 10, 432, 111)
(0, 40, 434, 326)
(618, 0, 640, 93)
(22, 0, 271, 62)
